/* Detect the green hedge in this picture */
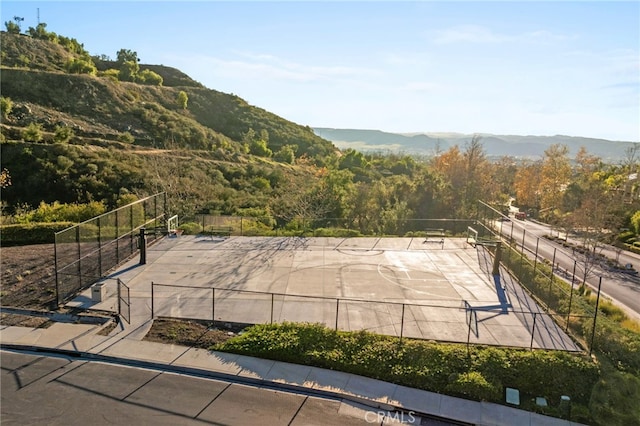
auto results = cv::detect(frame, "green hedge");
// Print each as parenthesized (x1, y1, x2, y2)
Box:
(501, 244, 640, 376)
(0, 222, 74, 245)
(215, 322, 599, 405)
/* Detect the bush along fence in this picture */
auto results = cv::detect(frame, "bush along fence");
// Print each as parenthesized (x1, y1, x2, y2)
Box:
(476, 201, 640, 376)
(54, 192, 168, 305)
(184, 215, 476, 238)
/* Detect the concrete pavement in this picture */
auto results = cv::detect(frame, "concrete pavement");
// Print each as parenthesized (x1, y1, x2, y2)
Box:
(1, 320, 585, 426)
(69, 236, 579, 351)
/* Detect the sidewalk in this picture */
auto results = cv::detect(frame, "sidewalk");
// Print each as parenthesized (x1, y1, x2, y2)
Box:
(1, 320, 585, 426)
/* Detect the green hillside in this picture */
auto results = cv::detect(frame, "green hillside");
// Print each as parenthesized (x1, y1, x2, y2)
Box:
(0, 30, 338, 218)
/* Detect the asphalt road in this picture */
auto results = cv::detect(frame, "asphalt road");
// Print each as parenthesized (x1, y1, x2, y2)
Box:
(1, 350, 456, 426)
(495, 218, 640, 320)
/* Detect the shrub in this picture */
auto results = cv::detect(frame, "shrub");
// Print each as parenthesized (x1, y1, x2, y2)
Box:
(22, 123, 43, 142)
(177, 91, 188, 109)
(313, 227, 362, 237)
(99, 69, 120, 82)
(14, 201, 106, 223)
(138, 69, 163, 86)
(1, 96, 12, 119)
(65, 58, 97, 75)
(117, 132, 134, 144)
(215, 323, 599, 405)
(446, 371, 501, 401)
(590, 369, 640, 426)
(0, 222, 74, 245)
(178, 222, 201, 235)
(53, 125, 75, 143)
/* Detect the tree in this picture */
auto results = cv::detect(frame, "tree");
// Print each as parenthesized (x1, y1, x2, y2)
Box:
(5, 16, 22, 34)
(119, 60, 139, 82)
(116, 49, 139, 64)
(621, 144, 640, 204)
(274, 145, 296, 164)
(514, 161, 541, 209)
(27, 23, 53, 40)
(539, 144, 571, 219)
(461, 135, 490, 215)
(54, 125, 75, 144)
(177, 91, 188, 109)
(1, 96, 13, 119)
(249, 139, 272, 157)
(22, 123, 43, 142)
(432, 135, 490, 217)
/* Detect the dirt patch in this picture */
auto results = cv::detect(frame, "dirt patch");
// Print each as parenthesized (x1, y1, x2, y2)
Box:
(144, 318, 240, 348)
(0, 312, 53, 328)
(96, 318, 119, 336)
(1, 244, 239, 349)
(0, 244, 57, 309)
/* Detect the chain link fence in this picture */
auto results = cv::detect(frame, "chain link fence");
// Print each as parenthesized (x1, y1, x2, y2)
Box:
(476, 201, 600, 351)
(193, 215, 475, 238)
(54, 193, 167, 304)
(150, 283, 579, 350)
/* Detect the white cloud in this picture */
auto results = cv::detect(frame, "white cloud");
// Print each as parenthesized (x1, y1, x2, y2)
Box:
(431, 25, 574, 45)
(170, 52, 379, 84)
(401, 81, 440, 92)
(431, 25, 510, 44)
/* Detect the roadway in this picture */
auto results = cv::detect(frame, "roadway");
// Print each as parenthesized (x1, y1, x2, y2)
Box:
(494, 217, 640, 320)
(2, 349, 441, 426)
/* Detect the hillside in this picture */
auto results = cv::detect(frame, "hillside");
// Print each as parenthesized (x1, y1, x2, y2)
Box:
(314, 128, 639, 161)
(0, 30, 338, 216)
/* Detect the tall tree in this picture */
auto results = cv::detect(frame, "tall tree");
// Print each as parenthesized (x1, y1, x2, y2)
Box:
(116, 49, 139, 64)
(539, 144, 571, 218)
(514, 161, 542, 209)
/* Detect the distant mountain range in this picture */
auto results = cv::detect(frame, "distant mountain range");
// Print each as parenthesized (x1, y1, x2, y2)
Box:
(313, 128, 639, 161)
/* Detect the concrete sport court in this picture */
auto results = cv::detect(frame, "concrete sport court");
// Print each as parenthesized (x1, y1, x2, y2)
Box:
(92, 235, 579, 351)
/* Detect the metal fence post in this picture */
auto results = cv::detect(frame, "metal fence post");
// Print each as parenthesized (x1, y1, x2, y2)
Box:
(76, 226, 82, 289)
(151, 281, 155, 319)
(117, 278, 121, 317)
(533, 238, 539, 274)
(400, 303, 405, 342)
(466, 308, 472, 355)
(271, 293, 274, 324)
(212, 288, 215, 323)
(335, 298, 340, 330)
(530, 312, 537, 350)
(566, 261, 577, 332)
(548, 248, 557, 308)
(97, 216, 102, 277)
(115, 210, 120, 263)
(589, 277, 603, 356)
(54, 236, 60, 305)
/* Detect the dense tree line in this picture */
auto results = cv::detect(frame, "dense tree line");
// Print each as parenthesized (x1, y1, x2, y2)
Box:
(3, 132, 637, 245)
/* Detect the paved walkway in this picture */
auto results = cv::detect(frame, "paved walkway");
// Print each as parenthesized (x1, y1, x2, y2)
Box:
(1, 320, 584, 426)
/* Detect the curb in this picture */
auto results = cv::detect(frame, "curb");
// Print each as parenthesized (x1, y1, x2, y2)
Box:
(0, 342, 471, 425)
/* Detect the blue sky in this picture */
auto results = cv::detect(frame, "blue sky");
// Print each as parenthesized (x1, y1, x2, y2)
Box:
(2, 1, 639, 141)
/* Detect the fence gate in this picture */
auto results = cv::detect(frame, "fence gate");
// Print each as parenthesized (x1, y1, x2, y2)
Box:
(117, 278, 131, 324)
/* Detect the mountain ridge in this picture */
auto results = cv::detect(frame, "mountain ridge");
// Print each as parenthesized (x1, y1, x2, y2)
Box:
(314, 127, 638, 161)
